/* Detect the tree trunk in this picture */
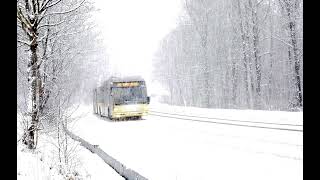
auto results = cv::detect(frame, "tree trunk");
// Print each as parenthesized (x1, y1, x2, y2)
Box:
(203, 42, 210, 108)
(231, 60, 238, 107)
(23, 41, 40, 149)
(201, 17, 210, 108)
(289, 21, 302, 108)
(249, 0, 262, 109)
(268, 12, 274, 107)
(18, 0, 42, 150)
(237, 0, 254, 109)
(280, 0, 302, 109)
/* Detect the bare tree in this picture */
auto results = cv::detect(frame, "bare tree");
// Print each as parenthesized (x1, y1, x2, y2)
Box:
(278, 0, 303, 109)
(17, 0, 92, 149)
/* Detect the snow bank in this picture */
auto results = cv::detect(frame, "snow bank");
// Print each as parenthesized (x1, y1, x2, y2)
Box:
(17, 113, 124, 180)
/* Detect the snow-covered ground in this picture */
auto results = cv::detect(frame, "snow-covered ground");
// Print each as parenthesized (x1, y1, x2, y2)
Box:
(68, 102, 303, 180)
(17, 114, 124, 180)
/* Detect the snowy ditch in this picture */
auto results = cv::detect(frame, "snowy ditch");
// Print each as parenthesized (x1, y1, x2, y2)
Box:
(63, 125, 148, 180)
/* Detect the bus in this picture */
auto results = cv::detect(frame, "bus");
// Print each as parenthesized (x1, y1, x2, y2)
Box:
(93, 76, 150, 119)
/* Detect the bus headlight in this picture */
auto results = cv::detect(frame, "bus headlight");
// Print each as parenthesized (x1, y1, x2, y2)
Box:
(143, 105, 149, 112)
(113, 107, 120, 112)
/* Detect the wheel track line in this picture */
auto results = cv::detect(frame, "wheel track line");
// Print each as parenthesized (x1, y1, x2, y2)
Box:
(149, 110, 302, 127)
(149, 113, 303, 132)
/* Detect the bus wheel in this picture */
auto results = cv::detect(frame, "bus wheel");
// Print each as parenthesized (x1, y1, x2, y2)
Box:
(108, 107, 112, 120)
(98, 107, 102, 116)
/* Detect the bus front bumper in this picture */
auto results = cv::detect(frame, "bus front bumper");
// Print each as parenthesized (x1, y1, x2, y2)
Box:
(112, 104, 149, 118)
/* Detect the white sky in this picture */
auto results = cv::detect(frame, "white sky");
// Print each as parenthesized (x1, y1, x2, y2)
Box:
(92, 0, 182, 84)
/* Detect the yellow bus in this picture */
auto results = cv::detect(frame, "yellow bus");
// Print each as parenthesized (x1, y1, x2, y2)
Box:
(93, 76, 150, 120)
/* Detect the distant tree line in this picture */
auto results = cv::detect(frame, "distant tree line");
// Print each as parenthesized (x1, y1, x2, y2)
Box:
(153, 0, 303, 111)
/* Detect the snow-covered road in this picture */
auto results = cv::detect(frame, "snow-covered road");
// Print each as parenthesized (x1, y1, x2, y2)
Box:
(70, 103, 303, 180)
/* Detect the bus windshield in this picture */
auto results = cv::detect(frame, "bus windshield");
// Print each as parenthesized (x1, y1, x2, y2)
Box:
(111, 86, 147, 104)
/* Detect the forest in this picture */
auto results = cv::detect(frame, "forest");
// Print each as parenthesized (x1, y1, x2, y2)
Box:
(153, 0, 303, 111)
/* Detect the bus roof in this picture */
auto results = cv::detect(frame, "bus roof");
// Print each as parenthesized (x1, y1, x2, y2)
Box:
(108, 76, 145, 83)
(97, 76, 146, 89)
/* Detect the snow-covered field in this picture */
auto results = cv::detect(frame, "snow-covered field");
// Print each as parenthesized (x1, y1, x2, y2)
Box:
(67, 102, 303, 180)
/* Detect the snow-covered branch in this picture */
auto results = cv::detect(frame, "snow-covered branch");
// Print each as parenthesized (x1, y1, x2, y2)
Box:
(38, 19, 67, 29)
(17, 39, 31, 46)
(39, 0, 86, 23)
(41, 0, 62, 11)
